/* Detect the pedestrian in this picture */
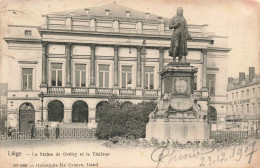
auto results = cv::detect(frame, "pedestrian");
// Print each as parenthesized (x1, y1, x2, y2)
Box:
(7, 126, 12, 137)
(30, 125, 35, 139)
(43, 125, 49, 140)
(55, 124, 60, 139)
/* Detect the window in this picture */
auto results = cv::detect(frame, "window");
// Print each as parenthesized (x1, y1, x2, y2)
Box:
(258, 103, 260, 113)
(247, 89, 250, 97)
(144, 66, 154, 89)
(231, 106, 234, 113)
(241, 105, 244, 114)
(121, 66, 132, 89)
(75, 64, 86, 87)
(207, 74, 215, 96)
(25, 30, 32, 36)
(252, 103, 256, 113)
(232, 93, 234, 99)
(98, 64, 109, 88)
(236, 92, 238, 99)
(246, 104, 249, 113)
(51, 63, 62, 86)
(252, 88, 256, 95)
(22, 68, 33, 90)
(236, 105, 238, 113)
(241, 90, 244, 97)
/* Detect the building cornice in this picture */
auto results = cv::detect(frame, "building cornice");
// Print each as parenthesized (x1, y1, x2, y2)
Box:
(4, 38, 42, 44)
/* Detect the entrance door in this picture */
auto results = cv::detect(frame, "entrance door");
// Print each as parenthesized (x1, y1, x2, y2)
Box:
(72, 100, 88, 123)
(19, 103, 35, 131)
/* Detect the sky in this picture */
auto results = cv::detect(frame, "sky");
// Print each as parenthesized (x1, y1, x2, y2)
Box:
(0, 0, 259, 82)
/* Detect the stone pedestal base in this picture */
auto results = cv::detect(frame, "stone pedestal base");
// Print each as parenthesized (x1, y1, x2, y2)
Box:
(146, 119, 210, 141)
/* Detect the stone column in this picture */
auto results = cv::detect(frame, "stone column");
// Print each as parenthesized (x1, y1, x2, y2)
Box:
(159, 47, 164, 89)
(113, 45, 119, 87)
(88, 108, 97, 128)
(201, 49, 208, 97)
(136, 46, 142, 88)
(40, 42, 48, 88)
(89, 44, 96, 87)
(202, 49, 208, 89)
(65, 43, 72, 87)
(63, 108, 72, 123)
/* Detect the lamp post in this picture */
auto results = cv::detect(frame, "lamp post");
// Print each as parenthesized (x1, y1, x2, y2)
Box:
(141, 39, 147, 102)
(38, 92, 44, 126)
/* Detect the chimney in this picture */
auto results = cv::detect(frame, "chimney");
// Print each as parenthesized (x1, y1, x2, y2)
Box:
(228, 77, 234, 83)
(105, 9, 110, 16)
(125, 11, 130, 18)
(145, 12, 150, 19)
(84, 8, 89, 15)
(239, 72, 245, 83)
(249, 67, 255, 81)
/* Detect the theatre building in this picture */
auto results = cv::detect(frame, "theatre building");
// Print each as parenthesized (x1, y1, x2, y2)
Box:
(4, 3, 231, 130)
(226, 67, 260, 132)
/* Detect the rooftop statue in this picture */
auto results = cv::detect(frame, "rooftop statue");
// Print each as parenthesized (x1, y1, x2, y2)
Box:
(169, 7, 193, 63)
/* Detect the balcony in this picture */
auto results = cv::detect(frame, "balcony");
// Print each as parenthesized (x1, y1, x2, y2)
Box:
(47, 87, 65, 94)
(45, 86, 160, 99)
(71, 87, 89, 94)
(95, 88, 113, 95)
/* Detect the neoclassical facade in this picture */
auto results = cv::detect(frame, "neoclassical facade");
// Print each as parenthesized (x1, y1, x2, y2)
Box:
(5, 3, 231, 130)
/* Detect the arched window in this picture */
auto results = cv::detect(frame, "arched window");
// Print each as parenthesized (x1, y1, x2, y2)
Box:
(72, 100, 88, 123)
(48, 100, 64, 122)
(96, 101, 110, 123)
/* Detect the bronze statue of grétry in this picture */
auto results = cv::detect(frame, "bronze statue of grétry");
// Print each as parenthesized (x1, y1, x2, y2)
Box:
(169, 7, 193, 63)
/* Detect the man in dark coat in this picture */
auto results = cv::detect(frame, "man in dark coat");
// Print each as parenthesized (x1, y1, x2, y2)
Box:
(55, 124, 60, 139)
(169, 7, 193, 62)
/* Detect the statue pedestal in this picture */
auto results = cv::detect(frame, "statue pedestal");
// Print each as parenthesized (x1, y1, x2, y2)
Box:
(146, 119, 210, 141)
(146, 62, 210, 141)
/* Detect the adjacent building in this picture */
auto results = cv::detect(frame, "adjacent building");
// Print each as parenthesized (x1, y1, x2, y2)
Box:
(226, 67, 260, 132)
(4, 3, 231, 130)
(0, 83, 8, 132)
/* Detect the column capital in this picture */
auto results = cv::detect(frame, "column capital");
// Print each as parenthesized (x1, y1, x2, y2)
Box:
(202, 49, 208, 55)
(42, 42, 48, 47)
(114, 45, 119, 51)
(65, 42, 72, 48)
(136, 46, 142, 51)
(159, 47, 165, 53)
(90, 43, 96, 49)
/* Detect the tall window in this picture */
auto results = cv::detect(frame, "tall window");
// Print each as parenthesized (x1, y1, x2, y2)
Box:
(252, 88, 256, 96)
(144, 66, 154, 89)
(252, 103, 256, 113)
(241, 105, 244, 114)
(241, 90, 244, 97)
(207, 74, 215, 96)
(236, 105, 238, 113)
(232, 93, 234, 99)
(51, 63, 62, 86)
(246, 104, 249, 113)
(22, 68, 33, 90)
(231, 106, 234, 113)
(75, 64, 86, 87)
(121, 66, 132, 89)
(236, 92, 238, 99)
(247, 89, 250, 97)
(98, 64, 109, 88)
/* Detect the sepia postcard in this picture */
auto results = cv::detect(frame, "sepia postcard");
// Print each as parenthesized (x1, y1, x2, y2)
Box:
(0, 0, 260, 167)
